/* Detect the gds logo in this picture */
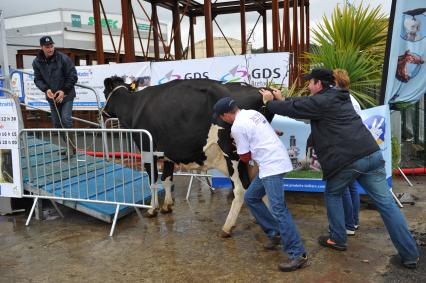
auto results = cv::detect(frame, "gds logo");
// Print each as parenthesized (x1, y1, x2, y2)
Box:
(183, 72, 209, 79)
(220, 65, 248, 83)
(251, 68, 281, 79)
(157, 70, 182, 84)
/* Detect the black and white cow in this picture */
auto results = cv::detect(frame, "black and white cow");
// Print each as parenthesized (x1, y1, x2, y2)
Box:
(103, 77, 274, 237)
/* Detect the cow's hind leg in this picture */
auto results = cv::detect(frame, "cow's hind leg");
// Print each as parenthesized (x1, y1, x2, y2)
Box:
(160, 161, 175, 214)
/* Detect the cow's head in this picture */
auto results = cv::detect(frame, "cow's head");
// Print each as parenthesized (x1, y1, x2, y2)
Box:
(103, 76, 130, 117)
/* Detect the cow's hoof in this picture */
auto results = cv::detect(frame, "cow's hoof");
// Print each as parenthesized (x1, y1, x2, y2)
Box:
(144, 209, 158, 218)
(219, 230, 232, 238)
(160, 205, 173, 214)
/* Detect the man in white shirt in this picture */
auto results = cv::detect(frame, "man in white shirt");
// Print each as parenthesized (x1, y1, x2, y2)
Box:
(213, 97, 308, 272)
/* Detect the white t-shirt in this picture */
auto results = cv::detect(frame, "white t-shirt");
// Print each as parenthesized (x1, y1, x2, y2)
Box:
(231, 109, 293, 178)
(349, 94, 362, 115)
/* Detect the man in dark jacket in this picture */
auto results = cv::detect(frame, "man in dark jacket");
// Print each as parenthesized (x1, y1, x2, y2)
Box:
(32, 36, 78, 154)
(259, 68, 419, 269)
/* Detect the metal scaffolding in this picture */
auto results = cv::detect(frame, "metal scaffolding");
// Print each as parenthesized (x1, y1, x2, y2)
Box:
(92, 0, 310, 84)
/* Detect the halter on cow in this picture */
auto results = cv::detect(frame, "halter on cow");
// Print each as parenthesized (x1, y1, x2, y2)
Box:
(103, 77, 275, 237)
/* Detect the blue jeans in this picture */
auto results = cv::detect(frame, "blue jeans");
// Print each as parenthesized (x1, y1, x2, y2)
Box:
(48, 99, 73, 128)
(325, 150, 419, 261)
(342, 181, 360, 230)
(244, 174, 306, 259)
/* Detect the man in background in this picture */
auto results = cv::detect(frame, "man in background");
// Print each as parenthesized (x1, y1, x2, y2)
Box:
(32, 36, 78, 155)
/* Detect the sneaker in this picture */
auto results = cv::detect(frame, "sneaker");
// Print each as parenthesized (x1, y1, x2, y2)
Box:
(328, 227, 355, 236)
(278, 253, 308, 272)
(402, 257, 419, 269)
(354, 225, 360, 230)
(318, 235, 347, 251)
(263, 235, 281, 250)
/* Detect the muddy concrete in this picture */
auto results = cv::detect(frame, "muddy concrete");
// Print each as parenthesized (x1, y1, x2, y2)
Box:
(1, 175, 425, 282)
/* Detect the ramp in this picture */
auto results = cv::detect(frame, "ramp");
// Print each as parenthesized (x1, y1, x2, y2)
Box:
(22, 136, 162, 223)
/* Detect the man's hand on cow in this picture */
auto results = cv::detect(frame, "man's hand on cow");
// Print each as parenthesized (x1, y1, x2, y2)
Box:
(270, 87, 284, 101)
(46, 89, 55, 100)
(259, 89, 274, 104)
(54, 90, 65, 103)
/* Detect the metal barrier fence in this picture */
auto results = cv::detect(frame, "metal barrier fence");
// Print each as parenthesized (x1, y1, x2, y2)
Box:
(20, 128, 156, 236)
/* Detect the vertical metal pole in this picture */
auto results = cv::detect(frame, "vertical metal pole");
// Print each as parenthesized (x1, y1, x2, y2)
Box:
(93, 0, 105, 64)
(204, 0, 214, 57)
(271, 0, 279, 52)
(151, 1, 160, 60)
(0, 10, 11, 89)
(299, 0, 305, 55)
(121, 0, 135, 62)
(283, 0, 290, 51)
(240, 0, 246, 54)
(189, 15, 196, 59)
(262, 10, 267, 53)
(172, 1, 182, 60)
(305, 3, 310, 54)
(291, 0, 299, 84)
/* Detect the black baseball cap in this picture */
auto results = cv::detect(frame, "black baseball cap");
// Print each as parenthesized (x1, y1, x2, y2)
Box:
(303, 68, 334, 82)
(212, 97, 237, 120)
(40, 36, 55, 46)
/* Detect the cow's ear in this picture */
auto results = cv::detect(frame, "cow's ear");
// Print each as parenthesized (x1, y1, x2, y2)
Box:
(104, 78, 112, 89)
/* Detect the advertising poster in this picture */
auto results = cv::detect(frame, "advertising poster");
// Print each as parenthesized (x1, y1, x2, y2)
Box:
(0, 96, 22, 198)
(151, 53, 290, 88)
(381, 0, 426, 106)
(213, 105, 392, 193)
(22, 62, 151, 111)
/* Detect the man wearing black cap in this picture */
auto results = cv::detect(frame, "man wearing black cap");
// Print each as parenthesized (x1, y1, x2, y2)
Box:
(213, 97, 308, 272)
(32, 36, 78, 155)
(259, 68, 419, 269)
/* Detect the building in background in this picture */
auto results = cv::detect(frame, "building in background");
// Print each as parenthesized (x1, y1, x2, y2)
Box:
(5, 9, 168, 68)
(192, 37, 252, 58)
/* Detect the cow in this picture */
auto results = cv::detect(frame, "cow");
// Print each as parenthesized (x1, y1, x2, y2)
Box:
(102, 77, 275, 237)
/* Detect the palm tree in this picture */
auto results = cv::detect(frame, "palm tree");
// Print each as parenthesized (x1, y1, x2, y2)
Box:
(304, 3, 388, 108)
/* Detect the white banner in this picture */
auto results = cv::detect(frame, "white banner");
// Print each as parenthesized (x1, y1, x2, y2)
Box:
(151, 53, 290, 88)
(17, 52, 290, 110)
(23, 62, 150, 110)
(0, 97, 22, 198)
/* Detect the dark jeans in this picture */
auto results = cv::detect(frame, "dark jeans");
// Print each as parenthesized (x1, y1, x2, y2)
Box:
(325, 150, 419, 262)
(244, 174, 306, 259)
(342, 182, 360, 230)
(48, 99, 73, 129)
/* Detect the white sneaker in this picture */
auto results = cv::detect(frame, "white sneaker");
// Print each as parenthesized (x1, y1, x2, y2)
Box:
(354, 225, 359, 230)
(346, 229, 355, 236)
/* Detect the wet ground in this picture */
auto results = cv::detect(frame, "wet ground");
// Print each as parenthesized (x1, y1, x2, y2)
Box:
(0, 175, 425, 282)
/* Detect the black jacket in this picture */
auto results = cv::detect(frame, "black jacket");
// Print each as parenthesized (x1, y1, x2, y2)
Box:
(32, 50, 78, 103)
(266, 87, 379, 180)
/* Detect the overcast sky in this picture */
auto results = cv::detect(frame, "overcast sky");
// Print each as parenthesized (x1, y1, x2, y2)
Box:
(1, 0, 392, 48)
